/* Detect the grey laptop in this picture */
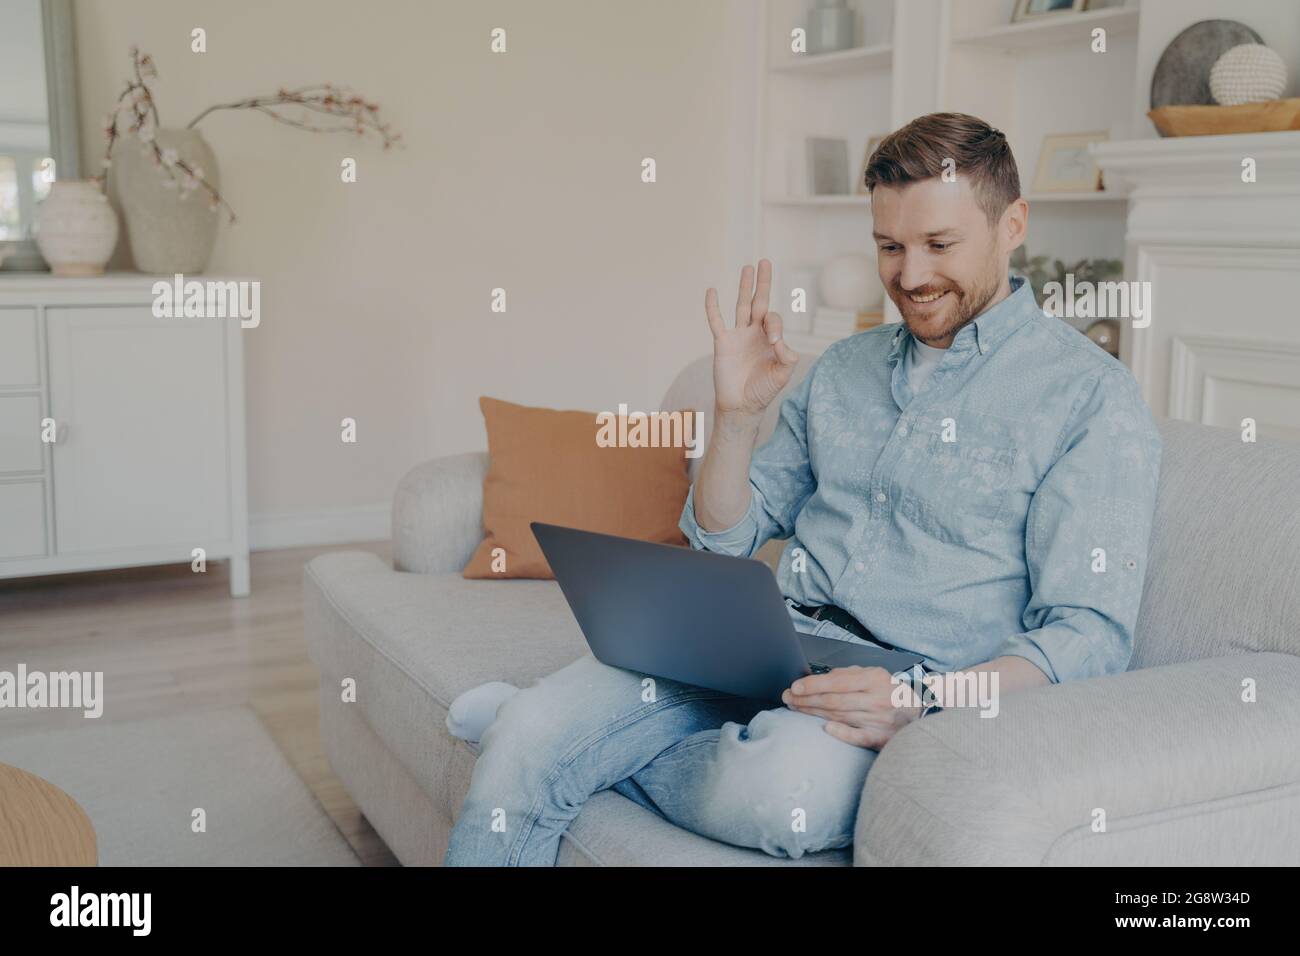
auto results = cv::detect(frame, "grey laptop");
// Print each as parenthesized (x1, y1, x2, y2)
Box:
(531, 522, 924, 702)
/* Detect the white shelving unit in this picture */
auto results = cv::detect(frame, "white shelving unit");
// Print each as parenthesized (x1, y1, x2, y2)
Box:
(751, 0, 899, 355)
(764, 194, 873, 207)
(941, 0, 1140, 275)
(768, 40, 893, 74)
(746, 0, 1142, 354)
(1024, 191, 1129, 203)
(951, 5, 1139, 50)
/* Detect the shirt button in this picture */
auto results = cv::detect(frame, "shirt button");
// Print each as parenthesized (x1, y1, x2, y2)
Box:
(875, 492, 887, 503)
(855, 562, 865, 572)
(897, 424, 909, 436)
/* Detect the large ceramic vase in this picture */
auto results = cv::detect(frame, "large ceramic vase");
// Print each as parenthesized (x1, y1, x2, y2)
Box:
(114, 127, 219, 274)
(33, 180, 119, 276)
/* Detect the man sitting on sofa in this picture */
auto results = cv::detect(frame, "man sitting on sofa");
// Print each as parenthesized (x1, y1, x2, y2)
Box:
(445, 112, 1163, 866)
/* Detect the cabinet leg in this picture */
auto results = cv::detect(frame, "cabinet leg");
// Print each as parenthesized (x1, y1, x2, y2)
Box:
(230, 553, 251, 597)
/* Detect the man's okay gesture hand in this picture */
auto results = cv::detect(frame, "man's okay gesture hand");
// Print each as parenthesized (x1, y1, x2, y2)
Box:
(706, 259, 799, 418)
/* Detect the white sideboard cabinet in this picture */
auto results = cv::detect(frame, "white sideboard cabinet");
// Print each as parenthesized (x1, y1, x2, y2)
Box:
(0, 274, 250, 596)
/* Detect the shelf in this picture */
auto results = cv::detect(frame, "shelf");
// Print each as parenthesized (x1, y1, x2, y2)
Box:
(765, 194, 872, 207)
(784, 331, 845, 355)
(770, 43, 892, 75)
(1023, 191, 1128, 203)
(953, 7, 1138, 52)
(786, 324, 894, 356)
(767, 192, 1129, 207)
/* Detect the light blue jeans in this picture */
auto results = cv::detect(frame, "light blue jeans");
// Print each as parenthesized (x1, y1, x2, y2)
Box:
(445, 613, 882, 866)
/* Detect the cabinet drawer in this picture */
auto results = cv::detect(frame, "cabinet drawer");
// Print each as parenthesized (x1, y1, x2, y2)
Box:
(0, 395, 45, 473)
(0, 480, 47, 559)
(0, 308, 41, 387)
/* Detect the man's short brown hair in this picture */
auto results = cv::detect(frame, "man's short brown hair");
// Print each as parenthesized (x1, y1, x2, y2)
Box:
(864, 112, 1020, 224)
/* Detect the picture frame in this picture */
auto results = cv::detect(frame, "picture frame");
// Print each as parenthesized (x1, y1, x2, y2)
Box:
(806, 137, 850, 196)
(854, 135, 886, 195)
(1011, 0, 1087, 23)
(1031, 131, 1109, 193)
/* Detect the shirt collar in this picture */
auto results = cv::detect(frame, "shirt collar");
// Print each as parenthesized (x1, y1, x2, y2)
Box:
(888, 274, 1037, 365)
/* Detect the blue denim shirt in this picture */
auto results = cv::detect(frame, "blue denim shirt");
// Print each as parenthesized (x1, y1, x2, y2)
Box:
(680, 276, 1162, 683)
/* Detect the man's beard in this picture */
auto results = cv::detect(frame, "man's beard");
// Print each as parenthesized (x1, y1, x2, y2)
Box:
(892, 265, 1001, 346)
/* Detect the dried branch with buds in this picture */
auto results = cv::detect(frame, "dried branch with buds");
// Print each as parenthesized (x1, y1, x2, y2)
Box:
(98, 47, 403, 225)
(187, 85, 402, 149)
(99, 48, 236, 222)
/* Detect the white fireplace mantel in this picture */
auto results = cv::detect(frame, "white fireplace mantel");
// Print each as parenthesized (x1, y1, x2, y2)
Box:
(1089, 132, 1300, 439)
(1092, 131, 1300, 248)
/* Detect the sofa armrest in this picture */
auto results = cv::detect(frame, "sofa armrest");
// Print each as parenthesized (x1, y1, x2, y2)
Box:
(854, 652, 1300, 866)
(392, 451, 488, 574)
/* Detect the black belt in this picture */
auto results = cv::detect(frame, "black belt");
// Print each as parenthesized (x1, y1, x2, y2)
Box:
(791, 603, 897, 651)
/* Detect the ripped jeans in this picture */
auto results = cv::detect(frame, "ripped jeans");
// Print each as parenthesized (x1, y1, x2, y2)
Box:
(445, 613, 881, 866)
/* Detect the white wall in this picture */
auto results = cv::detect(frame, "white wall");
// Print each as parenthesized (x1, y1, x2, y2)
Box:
(72, 0, 741, 545)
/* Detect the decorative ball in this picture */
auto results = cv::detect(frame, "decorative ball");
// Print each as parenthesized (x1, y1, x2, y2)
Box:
(819, 253, 883, 310)
(1085, 319, 1120, 357)
(1209, 44, 1287, 106)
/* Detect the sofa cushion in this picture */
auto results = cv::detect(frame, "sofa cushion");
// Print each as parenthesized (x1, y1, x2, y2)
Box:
(1130, 419, 1300, 669)
(558, 791, 850, 866)
(304, 550, 588, 818)
(304, 550, 851, 865)
(320, 674, 849, 866)
(462, 396, 691, 579)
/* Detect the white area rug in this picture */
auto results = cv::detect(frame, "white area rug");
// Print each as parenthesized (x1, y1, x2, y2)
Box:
(0, 707, 360, 866)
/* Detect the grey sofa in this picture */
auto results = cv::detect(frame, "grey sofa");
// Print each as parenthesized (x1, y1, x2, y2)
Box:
(303, 355, 1300, 866)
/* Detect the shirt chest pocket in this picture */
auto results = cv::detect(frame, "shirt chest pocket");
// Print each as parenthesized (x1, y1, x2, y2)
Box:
(899, 431, 1018, 545)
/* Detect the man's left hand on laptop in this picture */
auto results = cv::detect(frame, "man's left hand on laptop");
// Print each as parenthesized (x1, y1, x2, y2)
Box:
(782, 665, 925, 749)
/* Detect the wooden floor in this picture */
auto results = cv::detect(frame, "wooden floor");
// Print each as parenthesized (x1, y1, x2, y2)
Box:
(0, 545, 401, 866)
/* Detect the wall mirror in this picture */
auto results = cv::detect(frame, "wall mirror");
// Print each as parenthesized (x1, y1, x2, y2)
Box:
(0, 0, 82, 271)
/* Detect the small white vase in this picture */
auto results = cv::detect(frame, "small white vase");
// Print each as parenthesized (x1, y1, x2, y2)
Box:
(807, 0, 855, 55)
(33, 180, 120, 276)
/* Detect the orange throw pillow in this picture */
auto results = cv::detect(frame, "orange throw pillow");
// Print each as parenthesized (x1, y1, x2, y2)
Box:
(462, 397, 692, 579)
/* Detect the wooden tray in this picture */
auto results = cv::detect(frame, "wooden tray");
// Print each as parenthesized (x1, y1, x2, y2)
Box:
(1148, 99, 1300, 137)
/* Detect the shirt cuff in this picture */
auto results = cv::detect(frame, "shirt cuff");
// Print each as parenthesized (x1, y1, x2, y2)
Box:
(994, 632, 1062, 685)
(679, 485, 760, 557)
